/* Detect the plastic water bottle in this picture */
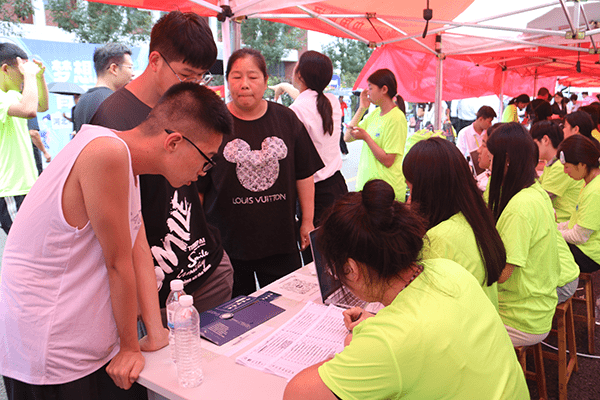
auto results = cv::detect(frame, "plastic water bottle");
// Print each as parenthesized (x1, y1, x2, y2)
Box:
(174, 295, 203, 388)
(166, 280, 186, 362)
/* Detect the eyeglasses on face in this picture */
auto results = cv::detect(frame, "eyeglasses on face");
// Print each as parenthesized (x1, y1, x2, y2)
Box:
(158, 52, 213, 86)
(165, 129, 216, 172)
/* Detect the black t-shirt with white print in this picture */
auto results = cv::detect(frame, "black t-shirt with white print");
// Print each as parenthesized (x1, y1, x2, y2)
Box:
(197, 101, 324, 261)
(90, 88, 223, 306)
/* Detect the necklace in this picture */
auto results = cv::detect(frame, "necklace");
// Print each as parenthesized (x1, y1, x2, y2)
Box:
(401, 264, 423, 292)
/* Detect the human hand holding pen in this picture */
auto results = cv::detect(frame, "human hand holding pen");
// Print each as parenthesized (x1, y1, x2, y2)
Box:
(342, 307, 373, 331)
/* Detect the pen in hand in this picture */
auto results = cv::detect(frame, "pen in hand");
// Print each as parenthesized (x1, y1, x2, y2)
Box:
(347, 312, 363, 333)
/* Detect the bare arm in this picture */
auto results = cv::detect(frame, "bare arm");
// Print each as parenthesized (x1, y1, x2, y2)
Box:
(345, 90, 369, 142)
(269, 83, 299, 101)
(34, 60, 49, 112)
(498, 263, 516, 284)
(7, 58, 39, 119)
(350, 127, 397, 168)
(78, 138, 144, 390)
(284, 361, 337, 400)
(133, 220, 169, 352)
(296, 176, 315, 250)
(29, 129, 51, 162)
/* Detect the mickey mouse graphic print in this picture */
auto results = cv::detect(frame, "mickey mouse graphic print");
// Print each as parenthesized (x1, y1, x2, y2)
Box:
(199, 102, 324, 261)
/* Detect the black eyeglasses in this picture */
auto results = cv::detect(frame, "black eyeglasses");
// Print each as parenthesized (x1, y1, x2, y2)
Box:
(165, 129, 216, 172)
(158, 52, 213, 85)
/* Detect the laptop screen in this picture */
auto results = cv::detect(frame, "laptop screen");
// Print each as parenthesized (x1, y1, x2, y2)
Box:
(309, 228, 342, 302)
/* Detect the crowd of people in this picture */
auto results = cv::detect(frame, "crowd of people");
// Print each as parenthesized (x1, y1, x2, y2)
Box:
(1, 9, 600, 400)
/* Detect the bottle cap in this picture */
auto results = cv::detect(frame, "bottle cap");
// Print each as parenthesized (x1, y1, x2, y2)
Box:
(170, 279, 184, 291)
(179, 295, 193, 308)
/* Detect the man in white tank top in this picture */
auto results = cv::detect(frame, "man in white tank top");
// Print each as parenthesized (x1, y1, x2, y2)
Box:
(0, 83, 232, 399)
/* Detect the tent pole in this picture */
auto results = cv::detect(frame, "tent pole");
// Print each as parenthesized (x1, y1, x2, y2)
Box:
(222, 0, 232, 102)
(499, 69, 506, 118)
(435, 54, 443, 131)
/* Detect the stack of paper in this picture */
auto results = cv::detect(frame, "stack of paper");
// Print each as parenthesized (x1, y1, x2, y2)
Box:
(236, 302, 348, 380)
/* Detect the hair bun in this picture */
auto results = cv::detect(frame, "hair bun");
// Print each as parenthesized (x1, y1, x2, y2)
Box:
(362, 180, 396, 229)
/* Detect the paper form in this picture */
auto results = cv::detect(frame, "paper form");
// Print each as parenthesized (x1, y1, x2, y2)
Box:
(236, 302, 347, 380)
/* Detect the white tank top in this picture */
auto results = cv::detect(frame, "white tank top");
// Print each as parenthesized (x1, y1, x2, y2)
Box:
(0, 126, 142, 384)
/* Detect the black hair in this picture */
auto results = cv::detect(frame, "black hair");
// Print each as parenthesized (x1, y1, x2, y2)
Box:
(537, 87, 551, 100)
(579, 105, 600, 129)
(508, 94, 530, 106)
(0, 43, 28, 67)
(93, 43, 132, 75)
(527, 99, 552, 124)
(395, 94, 406, 115)
(367, 69, 397, 99)
(476, 106, 497, 120)
(565, 111, 594, 138)
(296, 51, 334, 136)
(487, 122, 538, 220)
(226, 48, 267, 80)
(145, 82, 233, 139)
(558, 134, 600, 171)
(530, 120, 563, 149)
(403, 138, 505, 286)
(317, 179, 426, 286)
(150, 11, 217, 71)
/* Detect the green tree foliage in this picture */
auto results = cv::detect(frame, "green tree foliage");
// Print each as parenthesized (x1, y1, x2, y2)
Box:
(323, 38, 373, 88)
(0, 0, 35, 35)
(240, 19, 305, 73)
(46, 0, 153, 45)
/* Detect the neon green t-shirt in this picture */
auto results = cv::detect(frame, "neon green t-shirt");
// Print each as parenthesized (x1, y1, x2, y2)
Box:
(539, 158, 583, 223)
(319, 259, 528, 400)
(592, 129, 600, 143)
(422, 212, 499, 311)
(555, 228, 580, 287)
(0, 89, 38, 197)
(497, 182, 559, 335)
(501, 104, 519, 123)
(357, 107, 407, 201)
(568, 174, 600, 264)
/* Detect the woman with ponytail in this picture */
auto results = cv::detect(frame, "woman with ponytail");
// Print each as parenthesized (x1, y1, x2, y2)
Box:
(403, 138, 505, 310)
(284, 180, 527, 400)
(346, 69, 408, 201)
(288, 51, 347, 225)
(501, 94, 529, 123)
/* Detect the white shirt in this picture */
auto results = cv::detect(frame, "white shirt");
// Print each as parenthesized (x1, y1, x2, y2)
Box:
(0, 126, 142, 384)
(290, 89, 342, 183)
(456, 123, 484, 165)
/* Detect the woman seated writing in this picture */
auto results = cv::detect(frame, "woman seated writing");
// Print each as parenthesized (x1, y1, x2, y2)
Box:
(403, 137, 505, 310)
(284, 180, 528, 400)
(487, 122, 560, 346)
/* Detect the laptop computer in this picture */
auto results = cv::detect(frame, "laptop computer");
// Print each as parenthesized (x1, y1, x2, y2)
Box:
(309, 229, 383, 313)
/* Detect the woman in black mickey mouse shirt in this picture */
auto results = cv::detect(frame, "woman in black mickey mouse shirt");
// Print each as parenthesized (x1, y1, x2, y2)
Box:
(198, 48, 323, 296)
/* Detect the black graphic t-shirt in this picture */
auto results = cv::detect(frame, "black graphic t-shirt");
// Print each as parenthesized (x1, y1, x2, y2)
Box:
(90, 88, 223, 306)
(198, 101, 324, 260)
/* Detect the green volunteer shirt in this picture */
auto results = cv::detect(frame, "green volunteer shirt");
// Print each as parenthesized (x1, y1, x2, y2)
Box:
(568, 174, 600, 264)
(497, 182, 559, 335)
(540, 158, 583, 223)
(501, 104, 519, 123)
(319, 259, 528, 400)
(0, 89, 38, 197)
(357, 107, 407, 201)
(555, 228, 580, 287)
(422, 212, 499, 311)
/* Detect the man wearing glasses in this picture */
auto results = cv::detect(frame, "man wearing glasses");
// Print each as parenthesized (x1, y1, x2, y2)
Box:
(91, 11, 234, 320)
(74, 43, 134, 133)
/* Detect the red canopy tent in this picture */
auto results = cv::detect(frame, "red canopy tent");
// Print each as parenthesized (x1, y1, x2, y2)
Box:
(353, 45, 557, 102)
